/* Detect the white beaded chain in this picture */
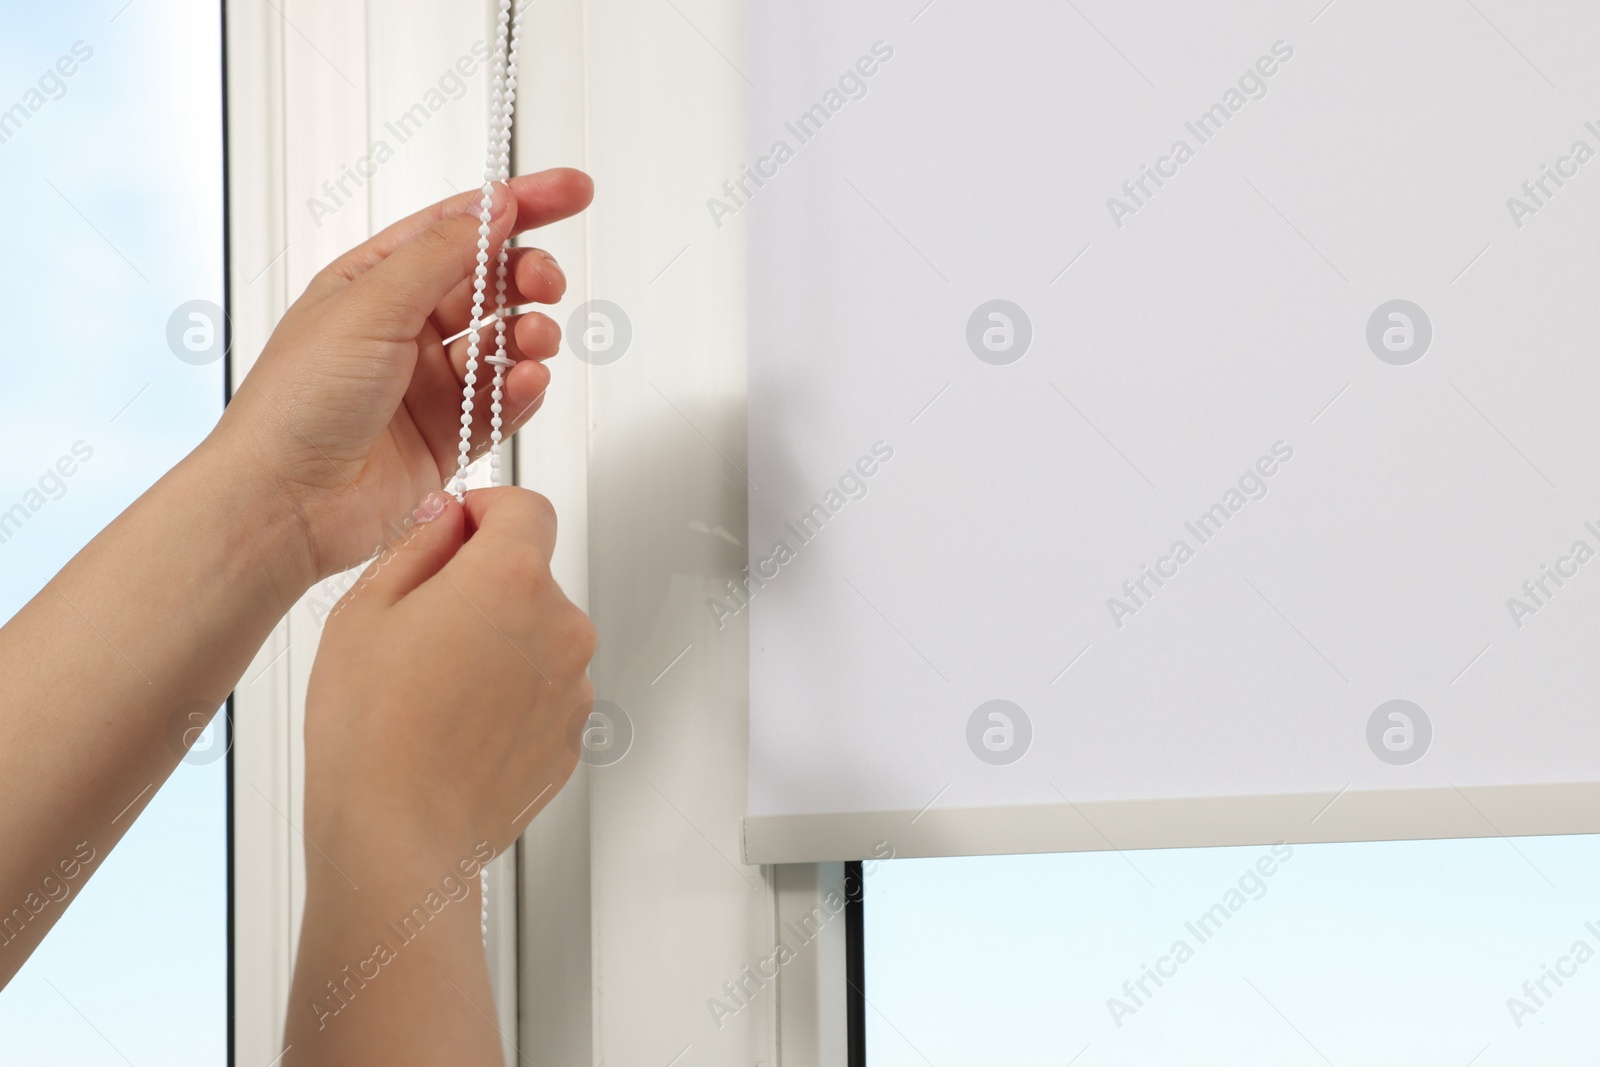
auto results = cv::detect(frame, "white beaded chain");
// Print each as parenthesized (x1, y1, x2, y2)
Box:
(452, 0, 524, 505)
(451, 0, 527, 948)
(486, 6, 522, 489)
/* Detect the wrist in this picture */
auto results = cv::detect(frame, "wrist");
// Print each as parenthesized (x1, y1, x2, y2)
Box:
(304, 807, 497, 942)
(305, 787, 495, 889)
(180, 427, 322, 612)
(288, 819, 498, 1062)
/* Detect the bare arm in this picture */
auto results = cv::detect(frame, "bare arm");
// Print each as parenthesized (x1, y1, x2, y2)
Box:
(285, 488, 592, 1064)
(0, 169, 593, 1005)
(0, 436, 308, 977)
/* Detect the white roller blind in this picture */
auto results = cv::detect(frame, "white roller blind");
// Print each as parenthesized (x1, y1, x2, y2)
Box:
(744, 0, 1600, 863)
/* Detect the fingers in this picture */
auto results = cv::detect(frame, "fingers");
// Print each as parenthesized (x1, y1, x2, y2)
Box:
(440, 488, 591, 713)
(432, 247, 567, 339)
(306, 169, 593, 307)
(453, 361, 552, 465)
(455, 486, 560, 566)
(493, 360, 552, 440)
(339, 184, 520, 344)
(401, 324, 552, 477)
(500, 168, 592, 235)
(444, 311, 561, 374)
(337, 492, 466, 611)
(310, 185, 486, 304)
(512, 309, 563, 361)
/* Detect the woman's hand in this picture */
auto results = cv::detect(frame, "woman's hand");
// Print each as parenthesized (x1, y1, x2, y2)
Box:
(0, 172, 595, 1005)
(214, 169, 593, 582)
(304, 486, 594, 858)
(287, 486, 594, 1064)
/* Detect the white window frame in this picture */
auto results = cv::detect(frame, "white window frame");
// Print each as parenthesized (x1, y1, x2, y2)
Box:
(227, 1, 520, 1059)
(227, 2, 846, 1063)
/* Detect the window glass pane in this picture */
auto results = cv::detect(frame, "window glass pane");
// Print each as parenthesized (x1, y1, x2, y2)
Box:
(0, 3, 227, 1064)
(866, 839, 1600, 1065)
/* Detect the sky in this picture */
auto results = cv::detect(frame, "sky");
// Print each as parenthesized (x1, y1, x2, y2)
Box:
(869, 834, 1600, 1065)
(0, 2, 228, 1064)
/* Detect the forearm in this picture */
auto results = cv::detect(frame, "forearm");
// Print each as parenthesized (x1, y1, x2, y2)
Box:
(283, 483, 592, 1065)
(0, 432, 314, 982)
(284, 822, 502, 1066)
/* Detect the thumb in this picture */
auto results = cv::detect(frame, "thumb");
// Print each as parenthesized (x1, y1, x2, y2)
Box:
(341, 183, 519, 341)
(350, 491, 466, 608)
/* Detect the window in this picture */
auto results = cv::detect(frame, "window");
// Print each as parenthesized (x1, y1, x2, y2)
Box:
(0, 3, 228, 1064)
(862, 838, 1600, 1064)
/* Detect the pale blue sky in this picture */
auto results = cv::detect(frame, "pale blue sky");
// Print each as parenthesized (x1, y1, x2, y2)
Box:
(0, 2, 227, 1064)
(870, 835, 1600, 1065)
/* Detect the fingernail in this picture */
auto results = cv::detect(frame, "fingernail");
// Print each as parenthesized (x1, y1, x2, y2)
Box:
(535, 248, 565, 282)
(414, 491, 448, 524)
